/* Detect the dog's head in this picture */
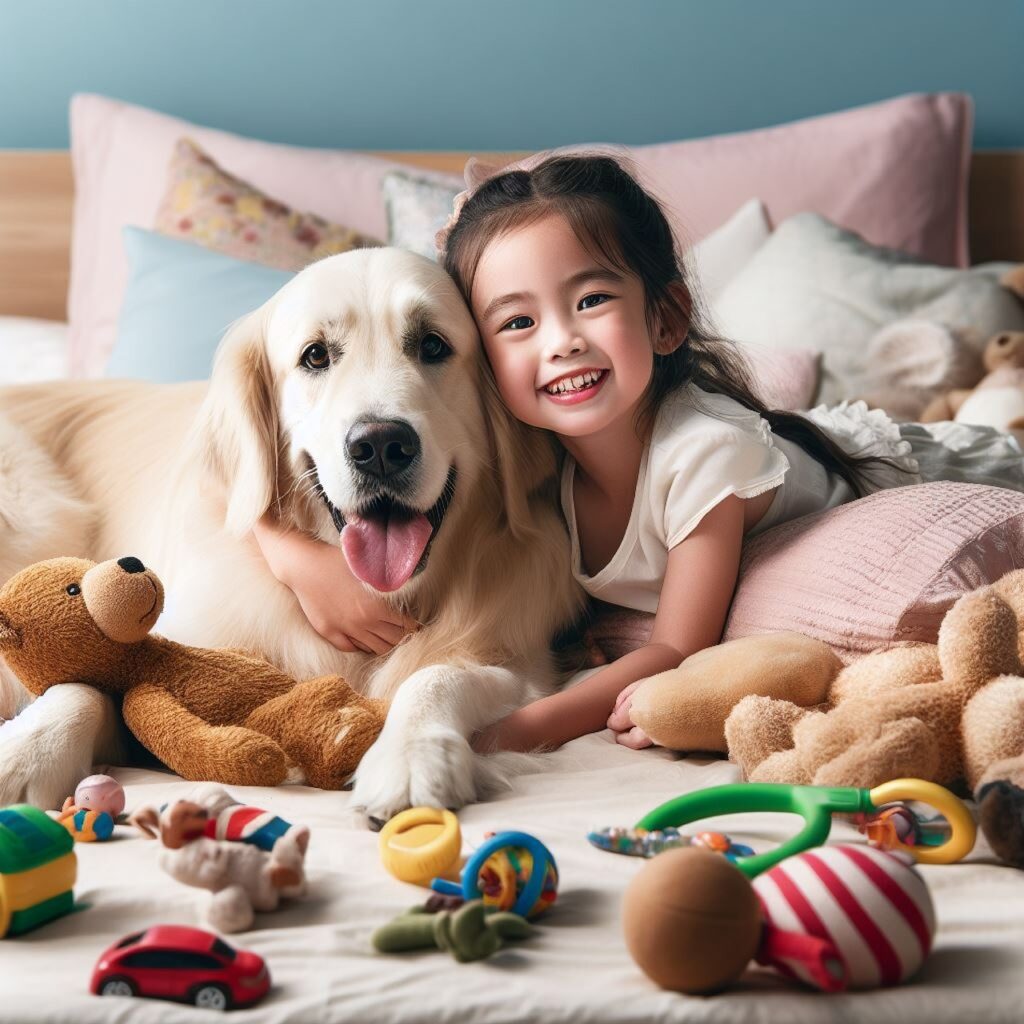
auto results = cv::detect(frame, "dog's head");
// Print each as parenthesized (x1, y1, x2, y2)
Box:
(0, 555, 165, 693)
(197, 248, 554, 597)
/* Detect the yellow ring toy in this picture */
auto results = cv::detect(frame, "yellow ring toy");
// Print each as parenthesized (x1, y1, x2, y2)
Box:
(868, 779, 977, 865)
(379, 807, 461, 886)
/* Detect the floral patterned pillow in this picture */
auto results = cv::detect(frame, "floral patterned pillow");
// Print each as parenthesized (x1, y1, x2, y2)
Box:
(381, 170, 462, 261)
(154, 138, 378, 270)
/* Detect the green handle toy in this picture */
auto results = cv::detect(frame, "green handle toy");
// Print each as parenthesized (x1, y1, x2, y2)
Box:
(636, 778, 976, 878)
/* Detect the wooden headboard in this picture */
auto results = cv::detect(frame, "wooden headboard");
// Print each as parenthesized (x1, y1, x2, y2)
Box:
(1, 149, 1022, 322)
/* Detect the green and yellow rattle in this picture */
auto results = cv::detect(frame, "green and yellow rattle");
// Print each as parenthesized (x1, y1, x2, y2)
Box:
(635, 779, 975, 878)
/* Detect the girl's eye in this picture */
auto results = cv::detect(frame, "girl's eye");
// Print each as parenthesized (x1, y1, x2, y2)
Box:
(420, 332, 452, 364)
(579, 293, 611, 310)
(501, 316, 535, 332)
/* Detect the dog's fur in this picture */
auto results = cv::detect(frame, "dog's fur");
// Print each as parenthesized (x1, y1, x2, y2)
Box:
(0, 249, 582, 818)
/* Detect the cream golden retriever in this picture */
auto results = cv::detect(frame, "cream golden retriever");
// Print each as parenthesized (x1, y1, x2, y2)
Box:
(0, 249, 581, 820)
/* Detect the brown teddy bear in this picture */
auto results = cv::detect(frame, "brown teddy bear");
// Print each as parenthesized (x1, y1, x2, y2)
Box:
(723, 569, 1024, 865)
(0, 556, 385, 789)
(920, 327, 1024, 440)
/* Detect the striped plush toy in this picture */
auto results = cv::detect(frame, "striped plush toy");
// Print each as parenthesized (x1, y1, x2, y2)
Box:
(753, 844, 936, 990)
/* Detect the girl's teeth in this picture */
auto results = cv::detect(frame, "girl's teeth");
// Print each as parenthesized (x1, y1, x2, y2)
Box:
(547, 370, 603, 394)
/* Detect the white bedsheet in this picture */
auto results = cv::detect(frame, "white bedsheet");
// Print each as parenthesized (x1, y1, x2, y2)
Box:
(4, 735, 1024, 1023)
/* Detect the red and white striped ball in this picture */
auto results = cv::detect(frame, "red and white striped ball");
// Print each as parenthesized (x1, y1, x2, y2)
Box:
(752, 844, 936, 990)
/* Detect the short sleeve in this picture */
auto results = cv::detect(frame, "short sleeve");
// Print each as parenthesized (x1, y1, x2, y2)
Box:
(652, 396, 790, 550)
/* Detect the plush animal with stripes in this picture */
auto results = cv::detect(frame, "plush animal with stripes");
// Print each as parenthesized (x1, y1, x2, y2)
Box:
(131, 784, 310, 933)
(623, 844, 935, 994)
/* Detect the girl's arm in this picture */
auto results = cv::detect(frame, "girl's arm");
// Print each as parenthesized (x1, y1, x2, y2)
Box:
(252, 513, 419, 656)
(473, 494, 745, 753)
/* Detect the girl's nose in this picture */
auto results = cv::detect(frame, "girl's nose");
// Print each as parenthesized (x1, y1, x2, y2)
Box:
(547, 332, 588, 360)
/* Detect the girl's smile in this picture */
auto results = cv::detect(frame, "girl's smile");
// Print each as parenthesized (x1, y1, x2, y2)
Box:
(540, 366, 610, 404)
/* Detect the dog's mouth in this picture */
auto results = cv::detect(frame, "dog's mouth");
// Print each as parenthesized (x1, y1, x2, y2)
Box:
(316, 465, 457, 593)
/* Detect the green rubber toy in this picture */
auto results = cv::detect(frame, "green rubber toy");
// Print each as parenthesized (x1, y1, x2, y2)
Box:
(372, 899, 533, 962)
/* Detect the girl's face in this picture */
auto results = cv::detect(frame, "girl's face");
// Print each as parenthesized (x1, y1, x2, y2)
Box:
(470, 213, 660, 439)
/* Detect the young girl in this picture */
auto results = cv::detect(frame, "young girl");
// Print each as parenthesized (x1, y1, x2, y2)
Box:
(433, 153, 1024, 753)
(255, 153, 1023, 754)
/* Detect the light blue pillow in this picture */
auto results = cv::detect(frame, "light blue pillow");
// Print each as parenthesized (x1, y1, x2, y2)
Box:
(106, 227, 294, 382)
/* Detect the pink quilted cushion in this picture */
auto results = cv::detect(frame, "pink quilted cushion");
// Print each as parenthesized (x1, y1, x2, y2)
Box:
(586, 482, 1024, 664)
(724, 481, 1024, 661)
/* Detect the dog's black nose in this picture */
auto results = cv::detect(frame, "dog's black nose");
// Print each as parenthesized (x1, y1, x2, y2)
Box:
(345, 419, 421, 480)
(117, 556, 146, 574)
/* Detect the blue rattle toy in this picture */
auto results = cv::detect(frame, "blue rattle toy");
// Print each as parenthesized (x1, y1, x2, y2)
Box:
(430, 831, 558, 920)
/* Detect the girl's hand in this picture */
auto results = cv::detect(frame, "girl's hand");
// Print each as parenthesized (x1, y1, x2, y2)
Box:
(253, 515, 419, 656)
(606, 681, 654, 749)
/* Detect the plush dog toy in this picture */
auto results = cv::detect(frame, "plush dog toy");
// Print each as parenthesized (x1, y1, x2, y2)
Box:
(722, 569, 1024, 866)
(0, 556, 385, 789)
(133, 784, 309, 933)
(920, 327, 1024, 442)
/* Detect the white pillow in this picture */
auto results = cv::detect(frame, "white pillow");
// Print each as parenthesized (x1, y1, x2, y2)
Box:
(689, 197, 771, 303)
(0, 317, 70, 384)
(714, 213, 1024, 404)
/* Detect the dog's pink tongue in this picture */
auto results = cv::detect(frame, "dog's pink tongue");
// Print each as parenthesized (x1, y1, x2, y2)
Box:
(341, 512, 433, 592)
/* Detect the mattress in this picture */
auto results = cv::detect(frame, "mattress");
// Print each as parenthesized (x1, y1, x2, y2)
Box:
(4, 734, 1023, 1023)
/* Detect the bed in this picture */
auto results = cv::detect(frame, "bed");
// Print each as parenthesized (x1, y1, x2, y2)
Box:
(3, 113, 1024, 1021)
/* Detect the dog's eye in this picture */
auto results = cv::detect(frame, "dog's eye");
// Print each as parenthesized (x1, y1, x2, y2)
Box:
(66, 583, 81, 596)
(420, 333, 451, 364)
(301, 343, 331, 371)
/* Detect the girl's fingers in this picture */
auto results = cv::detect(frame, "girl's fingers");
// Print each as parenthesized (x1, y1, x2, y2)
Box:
(383, 609, 421, 632)
(615, 726, 653, 750)
(371, 621, 408, 647)
(358, 630, 393, 657)
(329, 633, 362, 654)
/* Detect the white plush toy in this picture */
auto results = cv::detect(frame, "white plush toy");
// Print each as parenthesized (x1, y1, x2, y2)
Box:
(132, 783, 310, 933)
(921, 328, 1024, 445)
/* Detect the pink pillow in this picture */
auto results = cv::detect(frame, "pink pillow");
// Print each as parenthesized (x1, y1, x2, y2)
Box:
(465, 93, 971, 270)
(744, 346, 821, 411)
(724, 481, 1024, 662)
(68, 93, 461, 377)
(585, 482, 1024, 665)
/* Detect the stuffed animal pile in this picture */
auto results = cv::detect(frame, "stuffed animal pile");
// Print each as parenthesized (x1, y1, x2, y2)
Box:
(623, 569, 1024, 867)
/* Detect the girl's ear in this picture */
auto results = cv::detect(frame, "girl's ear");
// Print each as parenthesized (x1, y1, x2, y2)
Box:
(653, 280, 693, 356)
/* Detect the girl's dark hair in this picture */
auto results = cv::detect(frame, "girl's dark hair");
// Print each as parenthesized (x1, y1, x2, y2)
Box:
(443, 153, 905, 498)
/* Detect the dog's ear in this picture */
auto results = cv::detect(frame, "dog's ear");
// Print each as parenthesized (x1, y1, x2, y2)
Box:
(0, 610, 21, 653)
(480, 363, 559, 540)
(197, 307, 280, 536)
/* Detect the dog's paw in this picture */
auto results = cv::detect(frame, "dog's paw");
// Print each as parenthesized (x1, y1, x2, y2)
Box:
(0, 718, 91, 808)
(350, 722, 479, 823)
(0, 685, 121, 809)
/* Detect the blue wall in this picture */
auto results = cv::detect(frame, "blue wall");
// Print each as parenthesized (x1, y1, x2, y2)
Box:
(1, 0, 1020, 150)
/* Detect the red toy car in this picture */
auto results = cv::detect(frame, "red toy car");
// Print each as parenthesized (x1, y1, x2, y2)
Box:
(91, 925, 270, 1010)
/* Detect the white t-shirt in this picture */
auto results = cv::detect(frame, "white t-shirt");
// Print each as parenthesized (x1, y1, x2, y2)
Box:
(561, 385, 792, 614)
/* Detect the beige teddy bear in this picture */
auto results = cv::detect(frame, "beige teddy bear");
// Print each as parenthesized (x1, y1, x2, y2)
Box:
(723, 569, 1024, 865)
(921, 327, 1024, 443)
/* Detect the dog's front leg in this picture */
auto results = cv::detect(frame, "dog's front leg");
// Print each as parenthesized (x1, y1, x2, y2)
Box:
(350, 664, 528, 822)
(0, 684, 123, 809)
